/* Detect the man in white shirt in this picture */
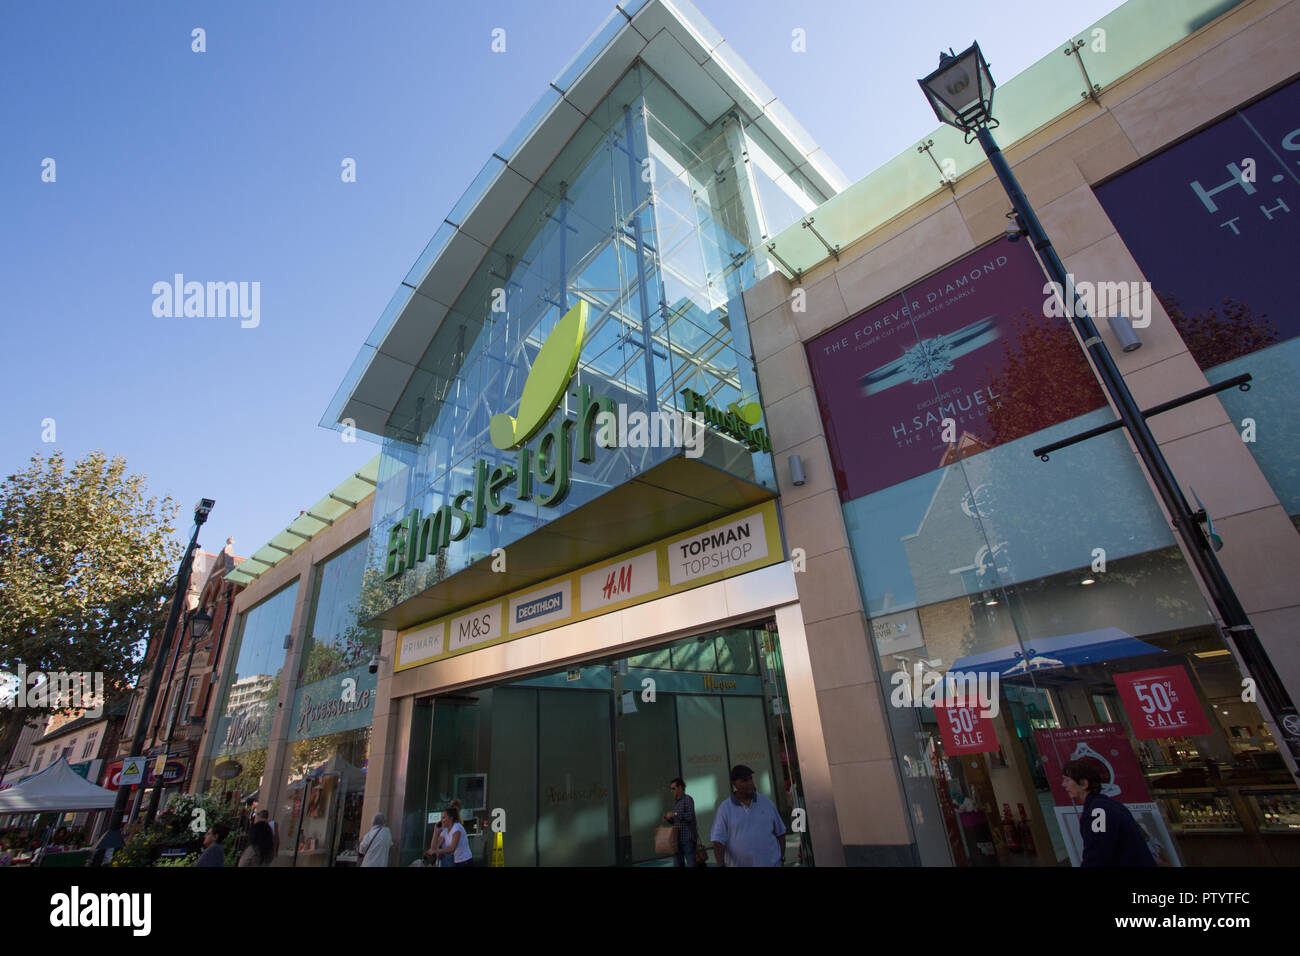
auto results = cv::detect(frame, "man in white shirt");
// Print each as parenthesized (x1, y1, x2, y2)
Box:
(710, 765, 786, 867)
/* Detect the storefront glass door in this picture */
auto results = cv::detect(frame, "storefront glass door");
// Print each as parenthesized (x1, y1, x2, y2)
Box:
(401, 619, 810, 866)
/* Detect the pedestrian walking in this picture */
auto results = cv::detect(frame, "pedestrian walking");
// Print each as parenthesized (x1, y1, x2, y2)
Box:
(358, 812, 394, 867)
(238, 821, 275, 867)
(710, 765, 786, 867)
(256, 809, 280, 858)
(1061, 757, 1156, 867)
(194, 823, 230, 867)
(663, 777, 699, 867)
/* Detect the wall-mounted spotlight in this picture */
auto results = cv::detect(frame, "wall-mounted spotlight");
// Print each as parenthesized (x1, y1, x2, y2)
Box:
(789, 454, 806, 487)
(1108, 313, 1142, 352)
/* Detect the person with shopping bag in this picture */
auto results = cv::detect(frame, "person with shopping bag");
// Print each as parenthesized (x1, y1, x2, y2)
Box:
(660, 777, 702, 867)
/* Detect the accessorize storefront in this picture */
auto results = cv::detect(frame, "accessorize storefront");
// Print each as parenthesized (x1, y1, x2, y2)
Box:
(194, 461, 383, 866)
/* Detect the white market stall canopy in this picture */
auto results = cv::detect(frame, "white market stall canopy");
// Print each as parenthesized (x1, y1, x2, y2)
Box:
(0, 756, 117, 812)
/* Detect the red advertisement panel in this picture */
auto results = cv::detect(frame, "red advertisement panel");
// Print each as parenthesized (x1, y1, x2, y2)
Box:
(1035, 724, 1151, 807)
(935, 699, 1000, 755)
(102, 760, 126, 791)
(1113, 666, 1212, 739)
(806, 238, 1105, 501)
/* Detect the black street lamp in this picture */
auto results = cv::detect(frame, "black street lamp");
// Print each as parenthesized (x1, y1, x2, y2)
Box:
(918, 44, 1300, 778)
(92, 498, 214, 865)
(144, 606, 212, 824)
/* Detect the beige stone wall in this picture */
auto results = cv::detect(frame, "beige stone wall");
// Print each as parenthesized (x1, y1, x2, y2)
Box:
(744, 0, 1300, 856)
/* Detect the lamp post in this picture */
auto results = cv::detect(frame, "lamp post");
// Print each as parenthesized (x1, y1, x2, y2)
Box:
(144, 606, 212, 824)
(92, 498, 214, 865)
(918, 44, 1300, 779)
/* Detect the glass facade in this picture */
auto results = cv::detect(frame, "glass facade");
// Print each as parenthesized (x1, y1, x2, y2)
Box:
(297, 536, 382, 684)
(400, 623, 807, 867)
(280, 537, 380, 866)
(368, 62, 821, 613)
(206, 581, 299, 801)
(808, 231, 1300, 866)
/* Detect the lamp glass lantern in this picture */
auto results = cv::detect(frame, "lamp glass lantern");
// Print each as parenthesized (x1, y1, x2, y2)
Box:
(190, 608, 213, 639)
(919, 42, 996, 132)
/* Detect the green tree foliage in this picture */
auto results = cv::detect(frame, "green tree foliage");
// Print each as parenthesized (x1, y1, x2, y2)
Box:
(0, 450, 182, 768)
(112, 792, 242, 867)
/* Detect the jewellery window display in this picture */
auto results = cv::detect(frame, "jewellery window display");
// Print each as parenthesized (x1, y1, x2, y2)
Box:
(1153, 789, 1243, 833)
(1243, 790, 1300, 833)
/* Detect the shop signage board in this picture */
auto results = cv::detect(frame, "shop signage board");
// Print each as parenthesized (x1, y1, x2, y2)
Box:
(805, 238, 1106, 502)
(68, 759, 101, 781)
(1035, 724, 1180, 867)
(145, 759, 186, 786)
(395, 500, 784, 671)
(1095, 78, 1300, 356)
(935, 698, 999, 755)
(385, 300, 774, 589)
(287, 663, 379, 742)
(1113, 666, 1211, 739)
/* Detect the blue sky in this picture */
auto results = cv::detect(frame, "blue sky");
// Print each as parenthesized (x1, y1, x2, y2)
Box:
(0, 0, 1124, 558)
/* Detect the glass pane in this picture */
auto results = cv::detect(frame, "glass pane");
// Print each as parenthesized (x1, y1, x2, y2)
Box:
(537, 689, 614, 866)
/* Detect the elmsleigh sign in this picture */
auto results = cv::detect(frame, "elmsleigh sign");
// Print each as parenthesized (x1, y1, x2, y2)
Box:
(385, 301, 773, 587)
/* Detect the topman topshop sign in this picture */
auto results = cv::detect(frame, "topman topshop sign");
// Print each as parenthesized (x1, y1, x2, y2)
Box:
(386, 300, 771, 583)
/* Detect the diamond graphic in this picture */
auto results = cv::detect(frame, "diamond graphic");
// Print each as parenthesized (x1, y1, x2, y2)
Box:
(901, 335, 955, 384)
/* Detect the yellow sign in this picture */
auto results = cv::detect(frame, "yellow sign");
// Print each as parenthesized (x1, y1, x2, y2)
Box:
(491, 831, 504, 867)
(395, 500, 783, 672)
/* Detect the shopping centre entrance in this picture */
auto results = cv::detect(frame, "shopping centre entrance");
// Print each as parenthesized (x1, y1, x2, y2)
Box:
(399, 620, 809, 866)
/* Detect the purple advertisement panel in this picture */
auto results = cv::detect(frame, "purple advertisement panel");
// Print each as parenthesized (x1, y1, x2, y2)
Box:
(808, 238, 1106, 502)
(1096, 78, 1300, 369)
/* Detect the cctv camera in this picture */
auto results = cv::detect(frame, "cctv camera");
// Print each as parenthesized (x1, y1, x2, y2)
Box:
(368, 654, 389, 675)
(1004, 212, 1026, 243)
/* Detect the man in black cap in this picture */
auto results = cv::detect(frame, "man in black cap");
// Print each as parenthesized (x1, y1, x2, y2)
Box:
(710, 765, 786, 867)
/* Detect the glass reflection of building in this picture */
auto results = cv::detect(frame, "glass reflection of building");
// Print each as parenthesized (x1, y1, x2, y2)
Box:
(277, 536, 380, 867)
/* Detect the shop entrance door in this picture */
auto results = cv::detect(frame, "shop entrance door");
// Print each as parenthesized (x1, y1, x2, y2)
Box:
(405, 619, 812, 866)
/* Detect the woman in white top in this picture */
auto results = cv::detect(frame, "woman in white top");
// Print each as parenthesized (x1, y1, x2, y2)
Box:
(429, 806, 473, 867)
